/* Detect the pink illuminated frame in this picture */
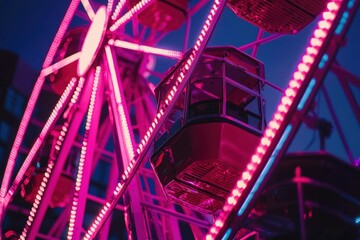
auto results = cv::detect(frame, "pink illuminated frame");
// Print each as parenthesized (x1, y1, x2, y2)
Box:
(0, 0, 80, 223)
(111, 0, 127, 21)
(105, 45, 136, 160)
(68, 67, 102, 239)
(105, 45, 143, 239)
(19, 78, 86, 240)
(110, 0, 155, 32)
(4, 0, 344, 239)
(205, 1, 342, 239)
(84, 0, 226, 238)
(108, 39, 183, 59)
(3, 77, 79, 209)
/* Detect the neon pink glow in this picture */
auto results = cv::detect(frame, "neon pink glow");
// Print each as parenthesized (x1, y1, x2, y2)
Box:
(302, 55, 315, 64)
(3, 77, 78, 209)
(111, 0, 126, 20)
(318, 20, 332, 30)
(20, 124, 65, 239)
(0, 76, 44, 222)
(20, 78, 85, 239)
(78, 6, 108, 77)
(107, 0, 114, 12)
(298, 63, 310, 72)
(43, 0, 81, 69)
(310, 37, 323, 47)
(205, 1, 342, 239)
(0, 0, 80, 220)
(109, 39, 182, 59)
(68, 67, 101, 239)
(42, 52, 81, 77)
(105, 45, 135, 159)
(84, 0, 225, 238)
(327, 1, 340, 11)
(314, 29, 327, 38)
(109, 0, 154, 32)
(306, 46, 319, 55)
(81, 0, 95, 20)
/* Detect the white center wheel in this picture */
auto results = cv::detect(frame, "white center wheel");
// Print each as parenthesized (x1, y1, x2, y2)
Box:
(77, 6, 108, 77)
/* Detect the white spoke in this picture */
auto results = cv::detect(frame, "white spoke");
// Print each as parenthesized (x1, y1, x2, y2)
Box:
(109, 39, 182, 59)
(41, 52, 81, 77)
(81, 0, 95, 20)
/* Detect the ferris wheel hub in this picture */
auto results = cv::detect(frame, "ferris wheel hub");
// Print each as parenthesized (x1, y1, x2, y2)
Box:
(77, 5, 108, 77)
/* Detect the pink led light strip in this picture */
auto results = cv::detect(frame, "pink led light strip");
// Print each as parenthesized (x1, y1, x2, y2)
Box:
(0, 0, 80, 222)
(109, 39, 183, 59)
(84, 1, 226, 238)
(68, 67, 101, 239)
(111, 0, 126, 20)
(83, 46, 138, 239)
(20, 122, 69, 240)
(19, 77, 86, 240)
(205, 2, 342, 239)
(105, 46, 135, 160)
(109, 0, 154, 32)
(3, 77, 78, 209)
(107, 0, 114, 13)
(42, 0, 81, 69)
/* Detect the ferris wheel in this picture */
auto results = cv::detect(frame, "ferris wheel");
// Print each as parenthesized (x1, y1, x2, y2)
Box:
(1, 0, 359, 239)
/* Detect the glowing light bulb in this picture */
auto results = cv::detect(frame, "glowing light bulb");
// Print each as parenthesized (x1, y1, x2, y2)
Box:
(327, 2, 340, 11)
(237, 180, 246, 189)
(310, 37, 323, 47)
